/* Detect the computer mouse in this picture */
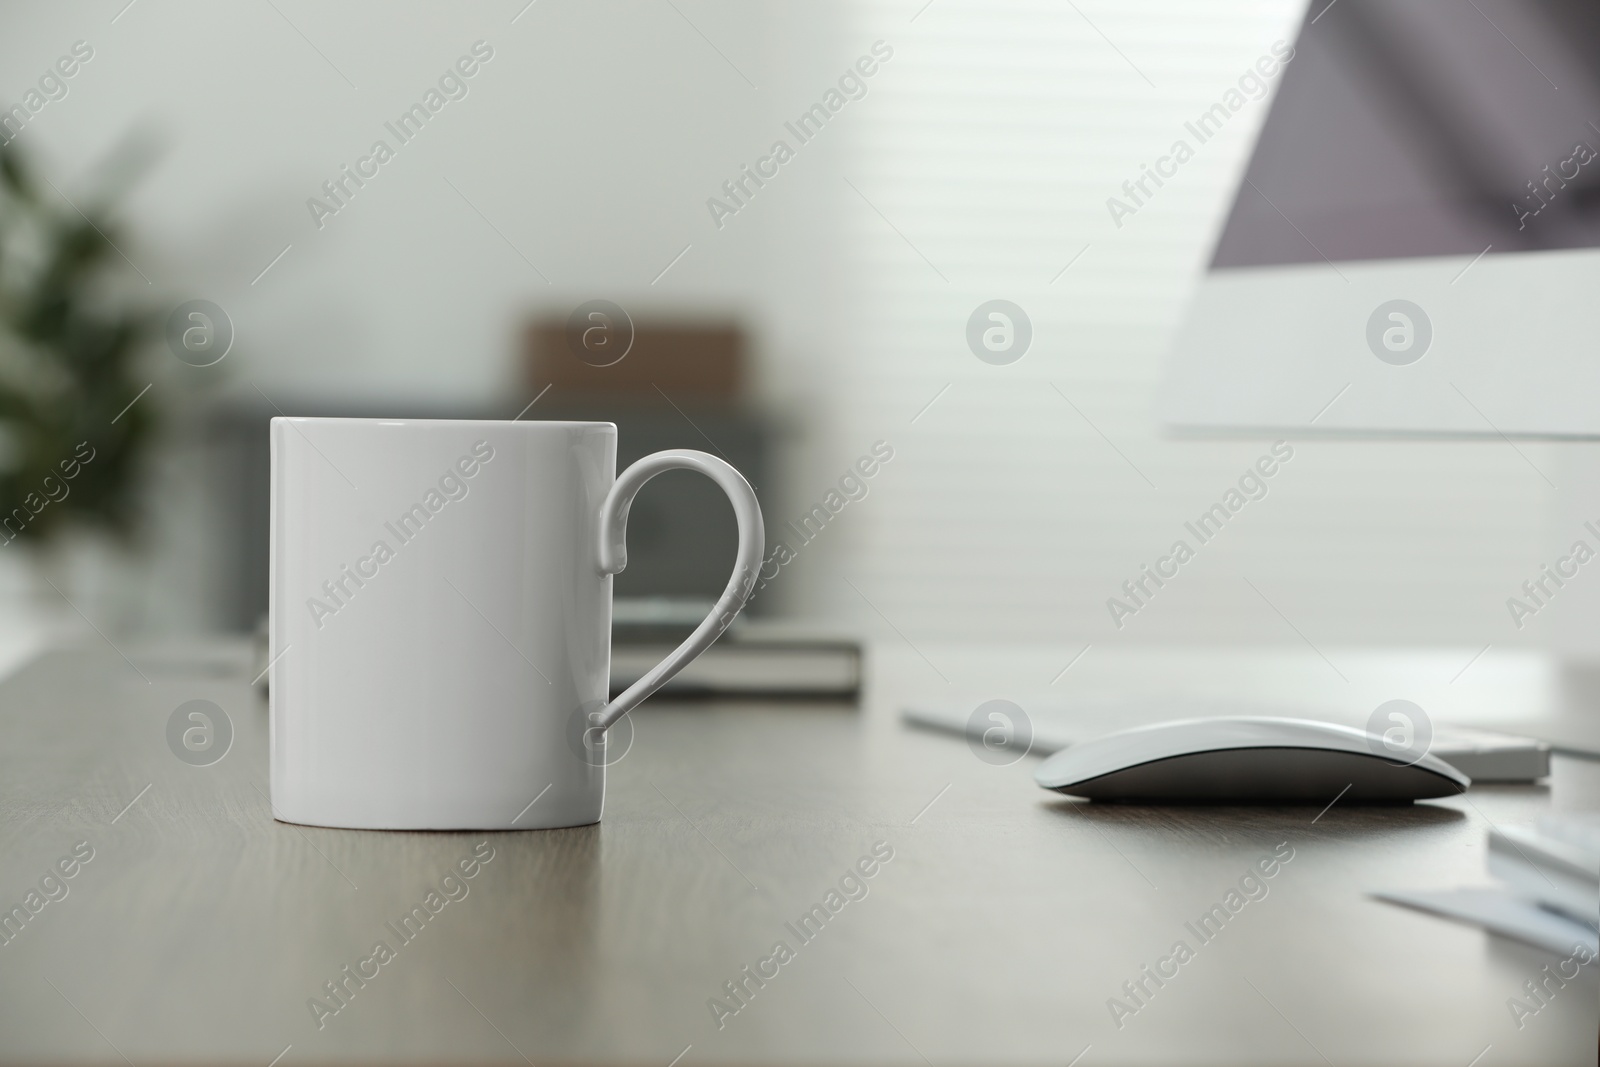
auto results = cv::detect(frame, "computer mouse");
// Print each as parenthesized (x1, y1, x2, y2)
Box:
(1034, 716, 1470, 803)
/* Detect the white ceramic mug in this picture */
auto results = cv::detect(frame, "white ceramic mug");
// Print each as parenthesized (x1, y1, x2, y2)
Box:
(267, 418, 763, 830)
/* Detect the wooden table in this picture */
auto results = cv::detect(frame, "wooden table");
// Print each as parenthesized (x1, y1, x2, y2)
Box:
(0, 641, 1595, 1065)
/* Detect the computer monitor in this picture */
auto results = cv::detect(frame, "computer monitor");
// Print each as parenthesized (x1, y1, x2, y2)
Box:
(1160, 0, 1600, 438)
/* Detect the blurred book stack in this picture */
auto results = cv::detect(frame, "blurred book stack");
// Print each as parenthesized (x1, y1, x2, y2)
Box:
(523, 317, 861, 701)
(1374, 813, 1600, 955)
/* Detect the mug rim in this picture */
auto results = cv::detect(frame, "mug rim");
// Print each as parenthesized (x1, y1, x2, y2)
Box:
(271, 416, 617, 431)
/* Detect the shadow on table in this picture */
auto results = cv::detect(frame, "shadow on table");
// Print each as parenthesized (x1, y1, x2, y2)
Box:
(1037, 796, 1469, 838)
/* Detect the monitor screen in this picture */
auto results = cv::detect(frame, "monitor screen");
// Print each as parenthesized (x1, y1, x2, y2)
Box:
(1211, 0, 1600, 269)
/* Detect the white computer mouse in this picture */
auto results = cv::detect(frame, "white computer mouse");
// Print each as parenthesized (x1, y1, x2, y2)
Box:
(1034, 716, 1470, 803)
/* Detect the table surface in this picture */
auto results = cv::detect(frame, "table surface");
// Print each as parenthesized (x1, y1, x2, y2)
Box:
(1, 639, 1597, 1066)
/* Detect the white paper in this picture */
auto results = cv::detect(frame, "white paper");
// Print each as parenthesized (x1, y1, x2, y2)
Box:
(1372, 886, 1598, 956)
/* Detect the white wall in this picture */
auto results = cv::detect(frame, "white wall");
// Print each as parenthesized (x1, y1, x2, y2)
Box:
(782, 0, 1560, 653)
(1, 1, 784, 396)
(0, 0, 1567, 650)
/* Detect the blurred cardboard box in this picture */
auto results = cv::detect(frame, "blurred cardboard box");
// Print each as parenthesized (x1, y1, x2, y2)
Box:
(524, 320, 744, 401)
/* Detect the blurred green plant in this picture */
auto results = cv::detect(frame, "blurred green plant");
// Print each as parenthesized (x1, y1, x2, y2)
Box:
(0, 142, 154, 547)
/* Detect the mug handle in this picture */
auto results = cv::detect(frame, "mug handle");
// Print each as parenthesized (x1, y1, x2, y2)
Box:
(590, 449, 765, 730)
